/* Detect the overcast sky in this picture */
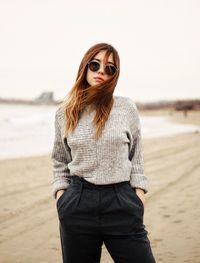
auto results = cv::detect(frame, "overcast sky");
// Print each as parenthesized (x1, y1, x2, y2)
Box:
(0, 0, 200, 102)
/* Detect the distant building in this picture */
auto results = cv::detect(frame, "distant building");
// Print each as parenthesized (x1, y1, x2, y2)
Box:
(34, 92, 54, 104)
(174, 100, 200, 111)
(0, 91, 61, 105)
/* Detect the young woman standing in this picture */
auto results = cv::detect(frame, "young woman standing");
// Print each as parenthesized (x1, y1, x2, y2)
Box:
(51, 43, 156, 263)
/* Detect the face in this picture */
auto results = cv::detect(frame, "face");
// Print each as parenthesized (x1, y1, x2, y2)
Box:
(86, 50, 115, 86)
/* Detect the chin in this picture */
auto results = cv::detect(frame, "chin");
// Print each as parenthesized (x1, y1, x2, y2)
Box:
(91, 81, 98, 86)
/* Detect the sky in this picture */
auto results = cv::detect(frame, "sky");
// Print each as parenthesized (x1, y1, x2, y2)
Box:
(0, 0, 200, 102)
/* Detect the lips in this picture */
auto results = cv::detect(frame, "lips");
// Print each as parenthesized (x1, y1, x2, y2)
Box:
(94, 77, 104, 82)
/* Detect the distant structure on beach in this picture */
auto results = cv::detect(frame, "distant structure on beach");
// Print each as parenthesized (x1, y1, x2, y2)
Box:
(34, 92, 54, 104)
(174, 100, 200, 111)
(0, 91, 61, 105)
(137, 99, 200, 111)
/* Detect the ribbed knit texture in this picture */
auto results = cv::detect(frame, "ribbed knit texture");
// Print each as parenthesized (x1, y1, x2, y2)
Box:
(51, 95, 148, 199)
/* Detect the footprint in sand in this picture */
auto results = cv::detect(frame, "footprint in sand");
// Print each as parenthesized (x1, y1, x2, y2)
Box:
(160, 206, 168, 209)
(178, 210, 185, 213)
(186, 194, 193, 197)
(163, 214, 171, 218)
(173, 219, 182, 223)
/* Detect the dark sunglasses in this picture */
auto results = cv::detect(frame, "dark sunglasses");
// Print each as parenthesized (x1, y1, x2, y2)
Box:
(87, 60, 117, 76)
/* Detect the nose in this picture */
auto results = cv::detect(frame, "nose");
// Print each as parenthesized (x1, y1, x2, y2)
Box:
(98, 63, 105, 75)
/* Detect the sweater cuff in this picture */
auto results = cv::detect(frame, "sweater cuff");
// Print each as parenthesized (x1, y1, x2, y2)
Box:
(52, 180, 70, 199)
(130, 173, 148, 194)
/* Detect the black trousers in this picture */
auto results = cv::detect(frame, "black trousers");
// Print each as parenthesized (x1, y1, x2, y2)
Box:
(56, 176, 156, 263)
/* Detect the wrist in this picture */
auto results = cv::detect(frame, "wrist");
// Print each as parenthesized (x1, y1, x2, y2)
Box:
(135, 188, 145, 195)
(56, 189, 65, 199)
(135, 188, 145, 206)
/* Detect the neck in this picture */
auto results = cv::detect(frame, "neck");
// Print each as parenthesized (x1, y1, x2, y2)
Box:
(85, 103, 96, 113)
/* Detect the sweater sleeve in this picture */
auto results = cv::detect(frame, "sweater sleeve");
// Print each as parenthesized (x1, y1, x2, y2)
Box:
(51, 111, 72, 199)
(129, 102, 148, 194)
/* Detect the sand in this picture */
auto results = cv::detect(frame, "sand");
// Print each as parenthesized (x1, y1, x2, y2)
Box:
(0, 110, 200, 263)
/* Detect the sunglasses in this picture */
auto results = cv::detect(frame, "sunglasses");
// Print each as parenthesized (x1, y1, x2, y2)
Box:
(87, 60, 117, 76)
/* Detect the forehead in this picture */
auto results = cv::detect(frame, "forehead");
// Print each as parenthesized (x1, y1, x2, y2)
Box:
(93, 50, 114, 64)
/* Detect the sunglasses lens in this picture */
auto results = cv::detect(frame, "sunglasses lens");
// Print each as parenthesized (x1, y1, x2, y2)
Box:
(88, 61, 100, 72)
(105, 65, 117, 76)
(88, 61, 117, 76)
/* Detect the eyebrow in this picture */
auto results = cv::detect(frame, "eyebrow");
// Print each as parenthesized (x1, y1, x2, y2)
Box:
(93, 58, 115, 65)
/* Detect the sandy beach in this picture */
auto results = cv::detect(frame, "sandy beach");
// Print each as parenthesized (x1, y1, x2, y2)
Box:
(0, 110, 200, 263)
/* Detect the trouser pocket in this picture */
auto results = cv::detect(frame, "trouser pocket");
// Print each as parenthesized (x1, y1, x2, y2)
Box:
(115, 182, 144, 225)
(127, 183, 144, 211)
(57, 182, 83, 221)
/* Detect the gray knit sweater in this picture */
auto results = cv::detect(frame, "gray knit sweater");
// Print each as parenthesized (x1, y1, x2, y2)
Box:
(51, 95, 148, 199)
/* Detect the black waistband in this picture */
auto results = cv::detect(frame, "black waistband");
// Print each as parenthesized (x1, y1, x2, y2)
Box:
(69, 175, 130, 189)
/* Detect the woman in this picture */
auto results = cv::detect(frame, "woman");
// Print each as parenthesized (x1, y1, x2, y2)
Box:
(51, 43, 156, 263)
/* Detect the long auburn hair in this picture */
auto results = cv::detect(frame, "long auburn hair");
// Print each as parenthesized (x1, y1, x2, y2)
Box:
(60, 43, 120, 140)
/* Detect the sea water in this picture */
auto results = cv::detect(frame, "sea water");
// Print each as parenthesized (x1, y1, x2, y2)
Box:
(0, 104, 199, 160)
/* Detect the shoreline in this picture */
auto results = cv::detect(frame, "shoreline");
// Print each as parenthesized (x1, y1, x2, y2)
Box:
(140, 108, 200, 126)
(1, 111, 200, 161)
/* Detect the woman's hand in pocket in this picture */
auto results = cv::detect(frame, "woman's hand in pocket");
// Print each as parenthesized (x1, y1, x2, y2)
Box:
(135, 188, 145, 206)
(56, 189, 65, 202)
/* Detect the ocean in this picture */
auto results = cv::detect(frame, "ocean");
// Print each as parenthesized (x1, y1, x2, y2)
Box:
(0, 104, 199, 160)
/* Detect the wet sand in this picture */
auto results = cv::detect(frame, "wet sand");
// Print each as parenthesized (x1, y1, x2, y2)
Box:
(0, 111, 200, 262)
